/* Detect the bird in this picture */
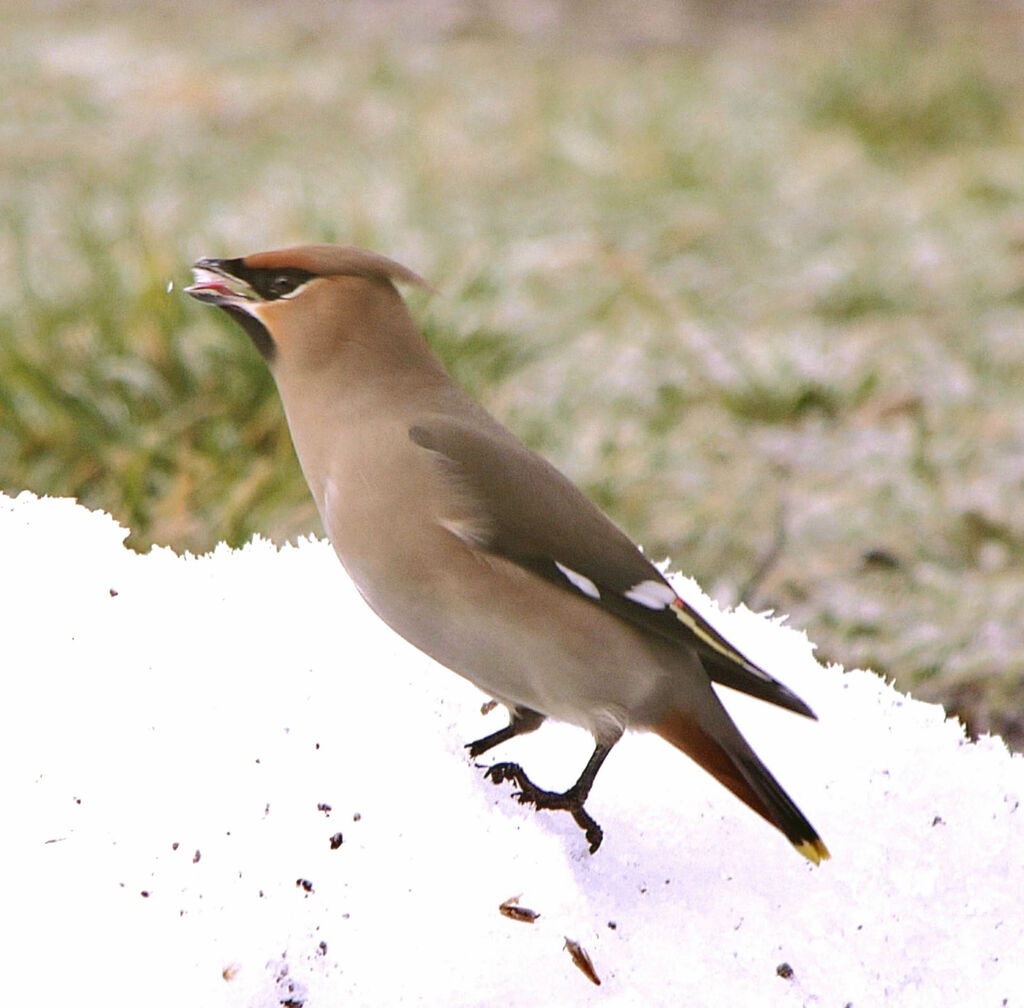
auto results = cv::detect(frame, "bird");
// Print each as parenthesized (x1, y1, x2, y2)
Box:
(186, 244, 829, 864)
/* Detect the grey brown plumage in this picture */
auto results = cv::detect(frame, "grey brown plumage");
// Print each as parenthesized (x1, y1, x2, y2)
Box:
(186, 244, 829, 864)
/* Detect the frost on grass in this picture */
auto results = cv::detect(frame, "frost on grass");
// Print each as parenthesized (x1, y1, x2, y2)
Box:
(2, 490, 1022, 1007)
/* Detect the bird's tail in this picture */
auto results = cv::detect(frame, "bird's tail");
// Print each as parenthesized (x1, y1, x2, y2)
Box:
(655, 708, 830, 865)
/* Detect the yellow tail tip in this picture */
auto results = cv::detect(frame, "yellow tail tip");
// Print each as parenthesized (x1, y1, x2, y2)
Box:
(795, 837, 831, 865)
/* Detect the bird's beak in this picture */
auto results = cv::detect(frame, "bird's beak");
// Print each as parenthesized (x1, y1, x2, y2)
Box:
(185, 258, 257, 308)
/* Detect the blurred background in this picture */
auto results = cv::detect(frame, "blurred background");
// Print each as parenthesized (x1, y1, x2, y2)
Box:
(2, 0, 1022, 747)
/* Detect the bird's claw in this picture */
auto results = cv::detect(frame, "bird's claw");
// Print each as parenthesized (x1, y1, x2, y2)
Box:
(484, 761, 522, 786)
(483, 761, 604, 853)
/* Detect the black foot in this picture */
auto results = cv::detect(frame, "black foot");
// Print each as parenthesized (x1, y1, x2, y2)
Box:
(465, 708, 545, 759)
(485, 761, 604, 853)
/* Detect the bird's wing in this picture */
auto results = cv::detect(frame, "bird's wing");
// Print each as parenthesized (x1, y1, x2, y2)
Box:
(409, 418, 815, 718)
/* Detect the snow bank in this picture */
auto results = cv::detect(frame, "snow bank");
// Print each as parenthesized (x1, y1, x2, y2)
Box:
(2, 490, 1021, 1006)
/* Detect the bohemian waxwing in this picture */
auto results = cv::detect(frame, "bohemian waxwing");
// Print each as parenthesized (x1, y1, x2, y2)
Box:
(186, 244, 829, 864)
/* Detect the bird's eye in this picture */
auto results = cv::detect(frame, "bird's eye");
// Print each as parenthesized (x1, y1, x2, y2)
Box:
(251, 267, 314, 301)
(269, 274, 300, 298)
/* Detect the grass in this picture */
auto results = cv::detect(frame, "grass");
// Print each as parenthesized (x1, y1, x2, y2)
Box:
(2, 0, 1023, 747)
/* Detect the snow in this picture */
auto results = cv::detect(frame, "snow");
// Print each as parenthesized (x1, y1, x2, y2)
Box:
(2, 489, 1022, 1007)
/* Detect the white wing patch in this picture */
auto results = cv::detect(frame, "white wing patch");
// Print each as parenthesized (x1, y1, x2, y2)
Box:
(441, 516, 490, 548)
(621, 573, 777, 686)
(623, 579, 677, 610)
(555, 561, 601, 600)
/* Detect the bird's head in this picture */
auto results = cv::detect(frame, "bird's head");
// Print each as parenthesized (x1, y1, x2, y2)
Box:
(185, 244, 429, 368)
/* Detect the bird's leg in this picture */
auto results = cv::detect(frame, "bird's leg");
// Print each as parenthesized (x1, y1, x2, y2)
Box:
(465, 707, 545, 758)
(486, 742, 614, 854)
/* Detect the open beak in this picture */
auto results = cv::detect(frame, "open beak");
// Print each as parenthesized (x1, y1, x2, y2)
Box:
(184, 258, 257, 307)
